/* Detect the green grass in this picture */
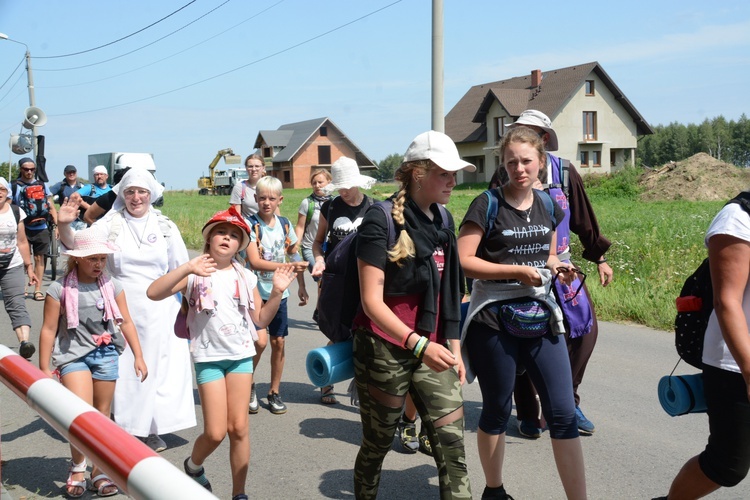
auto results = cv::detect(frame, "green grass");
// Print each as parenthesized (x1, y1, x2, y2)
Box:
(160, 183, 721, 332)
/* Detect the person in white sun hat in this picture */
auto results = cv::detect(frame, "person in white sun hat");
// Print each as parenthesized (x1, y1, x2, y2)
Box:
(311, 156, 376, 405)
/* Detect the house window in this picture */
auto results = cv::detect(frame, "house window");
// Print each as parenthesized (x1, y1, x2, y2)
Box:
(283, 171, 290, 183)
(610, 150, 617, 167)
(320, 126, 328, 137)
(583, 112, 597, 140)
(495, 117, 505, 142)
(585, 80, 595, 96)
(580, 151, 589, 167)
(592, 151, 601, 167)
(318, 145, 331, 165)
(263, 147, 272, 158)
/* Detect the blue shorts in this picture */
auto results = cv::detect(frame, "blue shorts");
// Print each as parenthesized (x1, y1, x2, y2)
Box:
(265, 297, 289, 337)
(194, 357, 254, 385)
(59, 344, 119, 381)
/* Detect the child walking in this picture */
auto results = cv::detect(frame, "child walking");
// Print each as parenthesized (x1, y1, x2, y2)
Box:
(38, 227, 147, 498)
(245, 176, 308, 415)
(147, 206, 296, 500)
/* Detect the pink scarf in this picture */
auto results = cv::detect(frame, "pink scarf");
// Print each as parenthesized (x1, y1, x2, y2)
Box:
(188, 259, 258, 341)
(60, 269, 123, 332)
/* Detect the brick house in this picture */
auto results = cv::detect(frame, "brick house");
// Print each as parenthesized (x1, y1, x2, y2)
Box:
(445, 61, 654, 184)
(254, 117, 376, 189)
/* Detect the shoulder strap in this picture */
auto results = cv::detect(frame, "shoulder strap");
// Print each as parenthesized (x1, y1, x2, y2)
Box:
(373, 200, 396, 249)
(728, 192, 750, 216)
(483, 188, 500, 234)
(249, 214, 262, 246)
(108, 210, 124, 243)
(535, 188, 556, 223)
(278, 216, 292, 249)
(546, 155, 570, 198)
(10, 180, 17, 199)
(305, 195, 315, 226)
(10, 204, 20, 224)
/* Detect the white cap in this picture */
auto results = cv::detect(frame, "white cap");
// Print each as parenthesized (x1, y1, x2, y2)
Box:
(93, 165, 108, 175)
(506, 110, 559, 152)
(403, 131, 476, 172)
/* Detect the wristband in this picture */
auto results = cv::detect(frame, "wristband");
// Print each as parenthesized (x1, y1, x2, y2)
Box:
(596, 257, 607, 264)
(413, 336, 429, 359)
(402, 331, 417, 349)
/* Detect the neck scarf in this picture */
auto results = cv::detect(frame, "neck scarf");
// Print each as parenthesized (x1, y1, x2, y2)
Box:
(60, 269, 123, 331)
(400, 197, 461, 337)
(188, 259, 258, 341)
(311, 193, 331, 204)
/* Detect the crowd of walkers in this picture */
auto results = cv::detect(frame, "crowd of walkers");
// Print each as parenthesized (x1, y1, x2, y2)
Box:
(10, 109, 747, 500)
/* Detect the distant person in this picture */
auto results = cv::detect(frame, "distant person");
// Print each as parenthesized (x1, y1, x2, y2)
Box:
(507, 109, 613, 439)
(38, 227, 146, 498)
(0, 176, 38, 359)
(58, 168, 196, 452)
(11, 157, 58, 301)
(230, 154, 266, 220)
(294, 168, 332, 277)
(657, 196, 750, 498)
(50, 164, 84, 206)
(76, 165, 112, 221)
(244, 176, 307, 415)
(83, 167, 131, 225)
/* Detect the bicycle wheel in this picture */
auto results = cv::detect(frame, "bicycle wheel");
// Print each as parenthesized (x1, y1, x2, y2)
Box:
(46, 227, 58, 281)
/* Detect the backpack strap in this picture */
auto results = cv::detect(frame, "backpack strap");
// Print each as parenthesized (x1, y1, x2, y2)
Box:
(10, 204, 20, 225)
(304, 195, 315, 229)
(10, 180, 17, 201)
(728, 191, 750, 216)
(535, 188, 556, 225)
(483, 187, 555, 233)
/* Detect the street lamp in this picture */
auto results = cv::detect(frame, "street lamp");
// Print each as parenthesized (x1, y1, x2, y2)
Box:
(0, 32, 39, 159)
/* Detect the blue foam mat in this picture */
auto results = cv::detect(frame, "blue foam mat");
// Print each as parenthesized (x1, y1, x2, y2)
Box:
(658, 373, 707, 416)
(306, 339, 354, 388)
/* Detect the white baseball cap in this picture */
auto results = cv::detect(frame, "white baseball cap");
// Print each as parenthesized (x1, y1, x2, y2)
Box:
(506, 110, 559, 152)
(403, 131, 476, 172)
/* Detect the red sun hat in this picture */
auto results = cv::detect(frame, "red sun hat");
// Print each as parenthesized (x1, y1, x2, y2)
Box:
(202, 206, 251, 250)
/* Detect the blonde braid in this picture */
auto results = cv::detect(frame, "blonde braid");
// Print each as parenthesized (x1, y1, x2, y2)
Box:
(387, 162, 426, 265)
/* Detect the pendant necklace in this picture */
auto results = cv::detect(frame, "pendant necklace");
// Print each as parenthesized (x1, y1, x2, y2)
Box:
(124, 213, 151, 249)
(510, 190, 532, 222)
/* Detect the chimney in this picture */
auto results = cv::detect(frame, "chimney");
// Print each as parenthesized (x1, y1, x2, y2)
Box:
(531, 69, 542, 87)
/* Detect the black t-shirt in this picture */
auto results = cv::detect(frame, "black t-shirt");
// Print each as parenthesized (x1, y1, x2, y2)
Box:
(320, 195, 372, 257)
(94, 190, 117, 212)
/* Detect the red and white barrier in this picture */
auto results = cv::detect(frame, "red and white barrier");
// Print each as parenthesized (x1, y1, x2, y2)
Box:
(0, 344, 215, 499)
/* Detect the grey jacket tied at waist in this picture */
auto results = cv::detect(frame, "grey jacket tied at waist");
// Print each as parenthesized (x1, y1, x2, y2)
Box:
(460, 268, 565, 384)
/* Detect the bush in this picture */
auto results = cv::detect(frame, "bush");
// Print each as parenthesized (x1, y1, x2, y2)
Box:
(583, 165, 644, 199)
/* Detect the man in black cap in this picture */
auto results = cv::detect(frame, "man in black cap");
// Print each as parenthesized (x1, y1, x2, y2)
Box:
(50, 165, 85, 230)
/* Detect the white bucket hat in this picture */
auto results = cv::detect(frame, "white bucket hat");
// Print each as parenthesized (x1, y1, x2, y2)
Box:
(328, 157, 376, 191)
(506, 109, 559, 152)
(61, 227, 120, 258)
(403, 131, 476, 172)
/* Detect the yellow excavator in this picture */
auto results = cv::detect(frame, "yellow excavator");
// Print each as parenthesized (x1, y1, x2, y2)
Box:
(198, 148, 244, 195)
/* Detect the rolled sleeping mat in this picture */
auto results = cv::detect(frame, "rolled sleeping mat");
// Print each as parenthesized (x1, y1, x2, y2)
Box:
(306, 339, 354, 388)
(658, 373, 707, 416)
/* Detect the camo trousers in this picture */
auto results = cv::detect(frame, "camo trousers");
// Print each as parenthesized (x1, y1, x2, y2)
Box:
(352, 329, 472, 499)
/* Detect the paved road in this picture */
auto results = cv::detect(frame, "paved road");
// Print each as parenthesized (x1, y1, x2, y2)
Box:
(1, 268, 749, 499)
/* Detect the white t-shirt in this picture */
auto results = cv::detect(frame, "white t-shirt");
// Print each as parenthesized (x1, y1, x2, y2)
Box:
(229, 181, 259, 219)
(249, 215, 298, 300)
(187, 267, 259, 363)
(703, 203, 750, 372)
(0, 205, 27, 269)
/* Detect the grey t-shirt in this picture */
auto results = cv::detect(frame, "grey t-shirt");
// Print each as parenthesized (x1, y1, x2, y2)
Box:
(47, 277, 125, 368)
(229, 181, 258, 219)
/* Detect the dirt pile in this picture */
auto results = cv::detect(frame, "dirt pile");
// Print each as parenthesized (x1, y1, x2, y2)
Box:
(639, 152, 750, 201)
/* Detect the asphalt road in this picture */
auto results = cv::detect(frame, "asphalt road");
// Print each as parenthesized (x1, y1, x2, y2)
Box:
(1, 268, 749, 499)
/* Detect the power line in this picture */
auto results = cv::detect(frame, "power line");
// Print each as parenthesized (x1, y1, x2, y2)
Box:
(53, 0, 403, 117)
(0, 55, 24, 95)
(35, 0, 234, 72)
(33, 0, 198, 59)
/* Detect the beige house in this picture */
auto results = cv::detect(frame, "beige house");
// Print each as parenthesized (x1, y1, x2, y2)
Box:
(254, 117, 375, 189)
(445, 61, 653, 183)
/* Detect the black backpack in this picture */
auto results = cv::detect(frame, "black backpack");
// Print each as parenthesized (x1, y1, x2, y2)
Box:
(674, 192, 750, 368)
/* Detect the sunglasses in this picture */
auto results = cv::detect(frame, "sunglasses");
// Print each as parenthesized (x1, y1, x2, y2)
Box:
(20, 168, 36, 172)
(551, 267, 587, 303)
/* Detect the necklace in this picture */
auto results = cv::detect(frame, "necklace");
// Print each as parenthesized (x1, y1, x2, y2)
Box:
(508, 189, 533, 223)
(124, 213, 151, 249)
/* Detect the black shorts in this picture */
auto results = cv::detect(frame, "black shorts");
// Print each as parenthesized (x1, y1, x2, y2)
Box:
(25, 227, 50, 256)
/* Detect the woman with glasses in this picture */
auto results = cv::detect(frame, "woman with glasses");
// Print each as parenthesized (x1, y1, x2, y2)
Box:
(457, 127, 586, 499)
(230, 154, 266, 219)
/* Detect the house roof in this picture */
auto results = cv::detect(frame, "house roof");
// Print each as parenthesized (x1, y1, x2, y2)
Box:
(255, 117, 376, 167)
(446, 61, 654, 144)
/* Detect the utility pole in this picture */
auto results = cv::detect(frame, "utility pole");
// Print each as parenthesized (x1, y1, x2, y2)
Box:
(431, 0, 444, 133)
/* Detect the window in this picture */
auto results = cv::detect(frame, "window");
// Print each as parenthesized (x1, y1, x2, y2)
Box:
(592, 151, 601, 167)
(318, 145, 331, 165)
(263, 147, 272, 158)
(580, 151, 589, 167)
(583, 112, 597, 140)
(283, 171, 290, 183)
(495, 117, 505, 142)
(610, 150, 617, 167)
(585, 80, 595, 96)
(320, 126, 328, 137)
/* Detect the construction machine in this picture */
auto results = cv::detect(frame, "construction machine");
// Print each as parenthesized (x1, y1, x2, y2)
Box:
(198, 148, 244, 195)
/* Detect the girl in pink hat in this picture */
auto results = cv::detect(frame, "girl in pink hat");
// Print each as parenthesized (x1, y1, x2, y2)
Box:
(147, 206, 296, 500)
(38, 227, 147, 498)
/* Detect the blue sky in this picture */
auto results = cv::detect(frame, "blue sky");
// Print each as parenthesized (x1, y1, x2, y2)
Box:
(0, 1, 748, 190)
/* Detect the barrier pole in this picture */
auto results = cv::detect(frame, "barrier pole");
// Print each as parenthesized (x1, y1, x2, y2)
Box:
(0, 344, 215, 499)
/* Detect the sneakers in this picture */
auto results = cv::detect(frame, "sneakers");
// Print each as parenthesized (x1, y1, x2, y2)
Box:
(481, 484, 514, 499)
(248, 383, 259, 414)
(143, 434, 167, 452)
(267, 392, 287, 414)
(396, 418, 419, 453)
(183, 458, 212, 491)
(575, 406, 595, 435)
(517, 420, 542, 439)
(19, 341, 35, 360)
(418, 425, 433, 456)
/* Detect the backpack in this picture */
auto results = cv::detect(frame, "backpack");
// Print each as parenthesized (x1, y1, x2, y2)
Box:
(11, 180, 50, 225)
(303, 195, 316, 229)
(674, 192, 750, 368)
(248, 214, 292, 253)
(317, 200, 449, 343)
(545, 156, 570, 198)
(483, 187, 556, 234)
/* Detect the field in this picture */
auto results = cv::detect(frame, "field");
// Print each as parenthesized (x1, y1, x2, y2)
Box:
(159, 185, 724, 332)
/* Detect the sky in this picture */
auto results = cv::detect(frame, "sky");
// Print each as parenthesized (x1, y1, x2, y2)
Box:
(0, 0, 749, 190)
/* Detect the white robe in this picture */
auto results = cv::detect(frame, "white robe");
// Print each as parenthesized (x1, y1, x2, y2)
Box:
(94, 208, 196, 436)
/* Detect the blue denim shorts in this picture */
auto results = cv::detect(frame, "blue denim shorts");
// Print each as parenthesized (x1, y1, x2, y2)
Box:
(266, 297, 289, 337)
(59, 344, 119, 381)
(194, 357, 254, 385)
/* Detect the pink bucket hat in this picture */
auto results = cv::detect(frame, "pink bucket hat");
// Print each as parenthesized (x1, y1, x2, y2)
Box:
(61, 227, 120, 258)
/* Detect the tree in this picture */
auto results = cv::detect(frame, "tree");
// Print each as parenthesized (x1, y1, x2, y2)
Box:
(374, 153, 403, 182)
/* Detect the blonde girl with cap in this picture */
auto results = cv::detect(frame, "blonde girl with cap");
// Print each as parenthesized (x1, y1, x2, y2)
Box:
(147, 206, 296, 500)
(352, 131, 475, 499)
(38, 227, 147, 498)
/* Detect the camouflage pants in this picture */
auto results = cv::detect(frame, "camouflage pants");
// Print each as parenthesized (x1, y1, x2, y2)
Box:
(352, 329, 472, 499)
